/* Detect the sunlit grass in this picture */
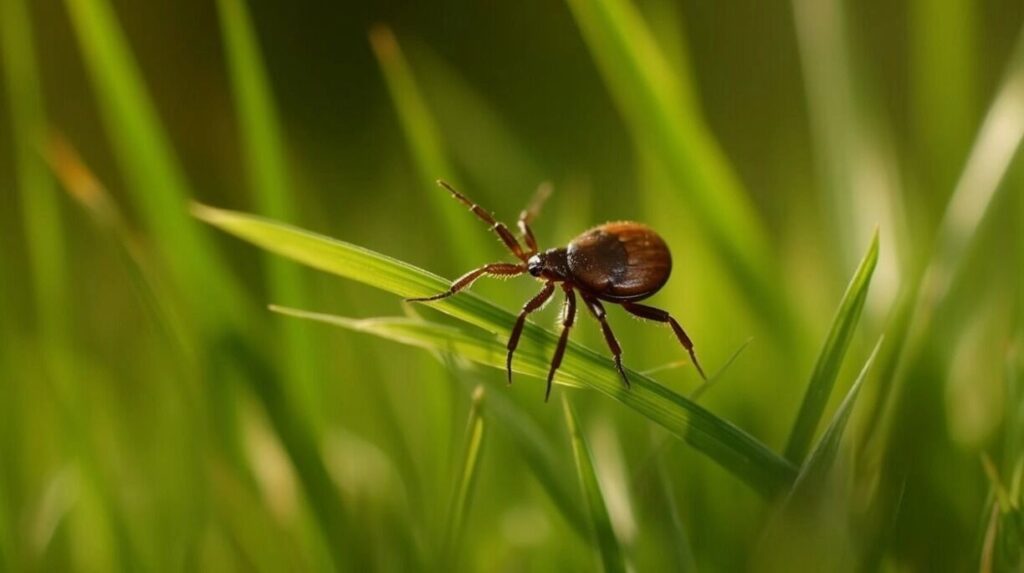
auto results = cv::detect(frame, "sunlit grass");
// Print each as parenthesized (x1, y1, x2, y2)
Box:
(1, 0, 1020, 569)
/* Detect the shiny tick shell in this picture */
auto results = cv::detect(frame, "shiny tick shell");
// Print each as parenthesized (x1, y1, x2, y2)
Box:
(566, 222, 672, 302)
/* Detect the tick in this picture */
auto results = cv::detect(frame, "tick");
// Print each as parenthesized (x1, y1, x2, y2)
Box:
(409, 180, 707, 401)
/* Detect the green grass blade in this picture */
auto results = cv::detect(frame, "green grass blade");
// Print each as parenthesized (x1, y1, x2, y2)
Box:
(789, 338, 882, 496)
(267, 306, 794, 498)
(45, 135, 198, 375)
(406, 43, 547, 199)
(193, 205, 797, 495)
(864, 25, 1024, 450)
(564, 0, 791, 338)
(1, 0, 68, 347)
(563, 398, 626, 573)
(64, 0, 243, 324)
(216, 0, 319, 422)
(785, 230, 879, 462)
(471, 380, 591, 540)
(369, 25, 487, 265)
(442, 386, 487, 565)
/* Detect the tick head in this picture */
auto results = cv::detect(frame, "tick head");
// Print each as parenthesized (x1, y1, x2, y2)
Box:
(527, 254, 544, 277)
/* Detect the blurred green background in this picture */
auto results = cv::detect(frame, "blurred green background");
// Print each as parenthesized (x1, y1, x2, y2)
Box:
(1, 0, 1022, 570)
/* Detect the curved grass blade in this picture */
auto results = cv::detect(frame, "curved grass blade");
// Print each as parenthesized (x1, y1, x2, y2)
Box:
(563, 0, 792, 340)
(369, 25, 487, 265)
(563, 398, 626, 573)
(64, 0, 244, 325)
(785, 230, 879, 463)
(474, 383, 591, 539)
(442, 386, 487, 565)
(790, 337, 882, 496)
(193, 205, 797, 495)
(266, 306, 795, 499)
(864, 24, 1024, 450)
(217, 0, 320, 422)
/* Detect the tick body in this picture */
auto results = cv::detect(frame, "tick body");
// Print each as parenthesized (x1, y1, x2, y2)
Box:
(409, 181, 707, 401)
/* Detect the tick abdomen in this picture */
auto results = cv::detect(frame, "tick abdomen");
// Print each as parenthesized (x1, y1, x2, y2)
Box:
(567, 222, 672, 302)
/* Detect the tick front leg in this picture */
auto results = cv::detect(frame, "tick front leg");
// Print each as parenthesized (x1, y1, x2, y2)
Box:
(405, 262, 525, 302)
(545, 284, 577, 402)
(581, 293, 629, 388)
(517, 182, 552, 256)
(621, 302, 707, 380)
(506, 282, 556, 384)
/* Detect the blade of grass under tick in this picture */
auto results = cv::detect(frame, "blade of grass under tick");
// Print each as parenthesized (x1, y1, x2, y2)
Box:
(563, 398, 626, 573)
(1, 0, 69, 352)
(442, 386, 487, 565)
(267, 306, 795, 498)
(369, 25, 487, 265)
(217, 0, 320, 425)
(785, 230, 879, 463)
(564, 0, 792, 343)
(195, 205, 798, 495)
(64, 0, 244, 325)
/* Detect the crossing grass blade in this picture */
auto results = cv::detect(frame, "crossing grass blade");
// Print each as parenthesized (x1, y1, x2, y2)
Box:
(563, 398, 626, 573)
(369, 25, 488, 264)
(563, 0, 792, 340)
(442, 386, 488, 565)
(785, 230, 879, 463)
(217, 0, 320, 423)
(193, 204, 797, 496)
(469, 379, 591, 537)
(789, 337, 882, 497)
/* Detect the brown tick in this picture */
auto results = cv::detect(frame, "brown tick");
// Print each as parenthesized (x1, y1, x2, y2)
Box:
(409, 181, 707, 401)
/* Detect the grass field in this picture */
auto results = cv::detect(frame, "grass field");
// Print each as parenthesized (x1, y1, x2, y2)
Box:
(1, 0, 1022, 570)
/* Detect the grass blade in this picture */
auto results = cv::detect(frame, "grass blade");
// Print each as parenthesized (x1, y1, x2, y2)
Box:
(369, 25, 487, 265)
(406, 43, 547, 199)
(864, 24, 1024, 450)
(64, 0, 243, 324)
(476, 383, 591, 539)
(193, 205, 797, 495)
(564, 0, 791, 338)
(442, 386, 488, 565)
(563, 398, 626, 573)
(785, 230, 879, 463)
(216, 0, 320, 422)
(790, 337, 882, 496)
(1, 0, 68, 347)
(268, 306, 795, 499)
(45, 135, 197, 372)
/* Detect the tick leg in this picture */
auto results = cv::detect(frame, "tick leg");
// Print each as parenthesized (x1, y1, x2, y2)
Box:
(517, 182, 552, 256)
(621, 302, 707, 380)
(506, 282, 556, 384)
(546, 285, 577, 402)
(406, 262, 525, 302)
(437, 180, 527, 261)
(581, 293, 629, 388)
